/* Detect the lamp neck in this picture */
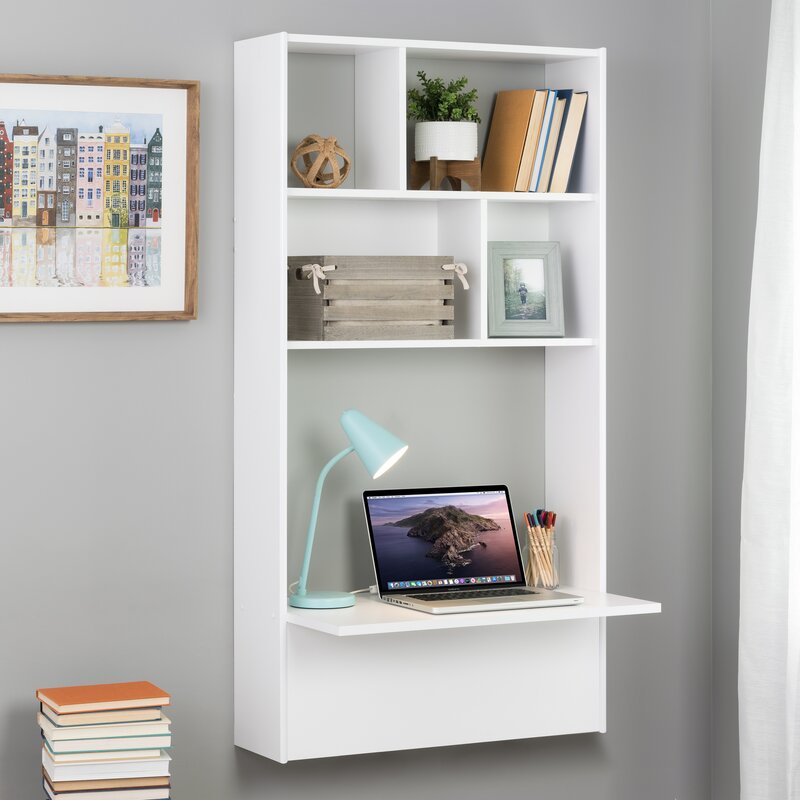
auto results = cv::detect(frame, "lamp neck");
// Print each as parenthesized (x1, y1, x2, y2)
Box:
(295, 446, 355, 597)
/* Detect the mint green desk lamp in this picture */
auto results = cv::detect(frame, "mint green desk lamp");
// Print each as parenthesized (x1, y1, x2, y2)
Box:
(288, 409, 408, 609)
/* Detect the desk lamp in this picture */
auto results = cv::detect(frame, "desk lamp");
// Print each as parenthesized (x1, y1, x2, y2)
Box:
(289, 409, 408, 609)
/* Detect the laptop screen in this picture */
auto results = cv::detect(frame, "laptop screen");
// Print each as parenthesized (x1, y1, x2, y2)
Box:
(363, 485, 527, 594)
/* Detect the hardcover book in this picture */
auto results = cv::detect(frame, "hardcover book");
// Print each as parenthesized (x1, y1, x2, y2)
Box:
(482, 89, 536, 192)
(43, 769, 170, 792)
(43, 777, 170, 800)
(42, 749, 171, 782)
(41, 705, 164, 727)
(37, 682, 170, 715)
(38, 712, 171, 740)
(549, 91, 588, 193)
(514, 90, 548, 191)
(536, 96, 567, 192)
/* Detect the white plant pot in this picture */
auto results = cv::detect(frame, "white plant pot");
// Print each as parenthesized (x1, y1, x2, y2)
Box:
(414, 121, 478, 161)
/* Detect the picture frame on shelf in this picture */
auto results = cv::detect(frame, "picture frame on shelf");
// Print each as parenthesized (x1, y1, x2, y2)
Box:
(0, 74, 199, 322)
(487, 241, 564, 337)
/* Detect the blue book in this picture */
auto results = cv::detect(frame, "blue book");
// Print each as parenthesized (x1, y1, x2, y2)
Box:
(529, 90, 557, 191)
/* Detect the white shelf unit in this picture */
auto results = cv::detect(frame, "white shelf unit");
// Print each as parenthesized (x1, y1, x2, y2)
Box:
(234, 32, 659, 764)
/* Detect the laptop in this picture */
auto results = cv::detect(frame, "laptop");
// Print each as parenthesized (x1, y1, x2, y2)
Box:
(362, 485, 584, 614)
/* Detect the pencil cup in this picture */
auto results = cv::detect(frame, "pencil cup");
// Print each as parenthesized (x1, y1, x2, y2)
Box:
(525, 527, 560, 590)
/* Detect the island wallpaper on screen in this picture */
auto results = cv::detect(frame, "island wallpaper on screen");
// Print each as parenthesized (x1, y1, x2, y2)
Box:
(367, 490, 523, 587)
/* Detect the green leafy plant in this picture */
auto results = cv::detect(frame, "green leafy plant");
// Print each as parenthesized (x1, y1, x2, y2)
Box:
(407, 71, 481, 123)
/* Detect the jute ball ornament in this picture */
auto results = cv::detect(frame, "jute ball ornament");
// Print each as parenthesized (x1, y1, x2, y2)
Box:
(291, 134, 352, 189)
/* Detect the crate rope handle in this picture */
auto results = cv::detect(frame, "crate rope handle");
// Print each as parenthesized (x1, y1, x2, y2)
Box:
(442, 262, 469, 290)
(300, 263, 337, 294)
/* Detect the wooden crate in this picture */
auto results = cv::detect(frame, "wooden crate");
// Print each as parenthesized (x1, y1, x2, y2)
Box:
(287, 255, 458, 341)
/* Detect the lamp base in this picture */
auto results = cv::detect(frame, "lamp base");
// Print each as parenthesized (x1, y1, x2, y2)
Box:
(289, 590, 356, 609)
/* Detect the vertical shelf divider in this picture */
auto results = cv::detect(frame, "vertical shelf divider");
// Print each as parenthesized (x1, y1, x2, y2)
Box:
(354, 47, 407, 189)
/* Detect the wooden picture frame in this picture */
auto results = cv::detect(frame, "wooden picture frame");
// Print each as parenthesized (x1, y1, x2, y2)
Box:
(487, 241, 565, 337)
(0, 74, 199, 322)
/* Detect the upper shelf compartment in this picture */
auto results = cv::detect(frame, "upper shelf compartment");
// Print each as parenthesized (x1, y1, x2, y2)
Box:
(286, 35, 604, 194)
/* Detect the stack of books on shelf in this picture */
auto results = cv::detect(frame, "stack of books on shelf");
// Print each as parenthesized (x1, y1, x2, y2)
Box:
(482, 88, 588, 193)
(37, 681, 171, 800)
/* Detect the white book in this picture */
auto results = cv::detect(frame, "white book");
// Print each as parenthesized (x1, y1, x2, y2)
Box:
(46, 748, 162, 764)
(42, 749, 171, 782)
(41, 705, 163, 727)
(38, 712, 171, 740)
(44, 732, 171, 754)
(44, 779, 170, 800)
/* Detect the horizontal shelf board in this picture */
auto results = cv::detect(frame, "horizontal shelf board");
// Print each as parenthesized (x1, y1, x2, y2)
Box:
(288, 188, 596, 203)
(287, 338, 596, 351)
(285, 588, 661, 637)
(286, 33, 601, 63)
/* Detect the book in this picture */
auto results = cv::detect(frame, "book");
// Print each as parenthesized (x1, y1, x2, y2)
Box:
(43, 769, 170, 792)
(536, 96, 567, 192)
(44, 733, 172, 754)
(42, 749, 171, 782)
(37, 682, 170, 715)
(549, 91, 588, 193)
(481, 89, 536, 192)
(529, 90, 557, 191)
(38, 712, 171, 740)
(41, 704, 163, 727)
(45, 747, 162, 764)
(44, 777, 170, 800)
(514, 90, 548, 191)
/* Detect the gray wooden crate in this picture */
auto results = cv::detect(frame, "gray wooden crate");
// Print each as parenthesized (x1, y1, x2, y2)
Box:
(287, 255, 457, 341)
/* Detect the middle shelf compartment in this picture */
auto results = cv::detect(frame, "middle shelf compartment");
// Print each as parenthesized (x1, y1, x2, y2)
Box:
(287, 194, 601, 341)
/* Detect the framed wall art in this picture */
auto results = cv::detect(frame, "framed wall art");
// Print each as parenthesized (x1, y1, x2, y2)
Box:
(487, 241, 564, 337)
(0, 74, 199, 321)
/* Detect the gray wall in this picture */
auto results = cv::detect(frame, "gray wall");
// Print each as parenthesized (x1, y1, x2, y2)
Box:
(0, 2, 713, 799)
(711, 0, 771, 797)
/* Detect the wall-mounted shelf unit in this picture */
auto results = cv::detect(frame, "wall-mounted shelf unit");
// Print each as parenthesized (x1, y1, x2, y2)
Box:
(234, 31, 659, 764)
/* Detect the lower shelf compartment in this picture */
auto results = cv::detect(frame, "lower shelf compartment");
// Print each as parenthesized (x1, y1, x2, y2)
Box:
(285, 587, 661, 636)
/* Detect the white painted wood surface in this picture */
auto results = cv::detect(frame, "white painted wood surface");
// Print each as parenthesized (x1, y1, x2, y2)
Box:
(234, 32, 289, 763)
(286, 619, 602, 760)
(285, 588, 660, 637)
(286, 337, 597, 350)
(354, 48, 406, 189)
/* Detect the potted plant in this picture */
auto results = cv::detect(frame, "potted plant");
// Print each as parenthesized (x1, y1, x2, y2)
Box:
(407, 70, 481, 161)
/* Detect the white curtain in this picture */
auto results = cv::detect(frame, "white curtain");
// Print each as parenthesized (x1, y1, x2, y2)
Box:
(740, 0, 800, 797)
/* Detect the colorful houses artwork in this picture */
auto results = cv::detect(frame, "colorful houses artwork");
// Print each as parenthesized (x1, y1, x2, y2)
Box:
(0, 116, 162, 230)
(0, 112, 163, 287)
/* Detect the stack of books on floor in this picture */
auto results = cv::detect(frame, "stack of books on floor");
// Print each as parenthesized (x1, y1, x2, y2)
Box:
(37, 681, 171, 800)
(482, 88, 589, 193)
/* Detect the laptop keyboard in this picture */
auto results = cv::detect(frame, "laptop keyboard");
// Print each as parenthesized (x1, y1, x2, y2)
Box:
(404, 587, 537, 602)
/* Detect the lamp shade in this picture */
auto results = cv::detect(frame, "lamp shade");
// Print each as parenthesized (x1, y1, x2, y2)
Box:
(340, 409, 408, 479)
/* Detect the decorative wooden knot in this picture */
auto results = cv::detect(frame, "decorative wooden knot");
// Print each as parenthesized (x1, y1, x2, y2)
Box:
(291, 135, 352, 189)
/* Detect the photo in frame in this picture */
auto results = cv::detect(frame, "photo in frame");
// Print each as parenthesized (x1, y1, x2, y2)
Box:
(487, 241, 564, 337)
(0, 74, 199, 321)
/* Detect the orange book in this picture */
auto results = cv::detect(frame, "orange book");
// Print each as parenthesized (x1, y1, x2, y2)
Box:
(37, 681, 170, 714)
(481, 89, 536, 192)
